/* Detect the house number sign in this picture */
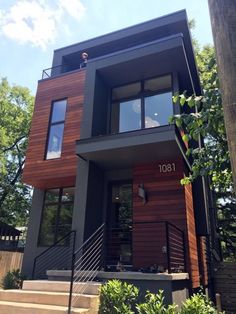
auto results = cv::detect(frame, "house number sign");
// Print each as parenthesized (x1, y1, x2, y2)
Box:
(158, 163, 176, 173)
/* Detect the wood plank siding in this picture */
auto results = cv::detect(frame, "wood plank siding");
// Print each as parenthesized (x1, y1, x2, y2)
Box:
(132, 159, 200, 288)
(23, 70, 85, 188)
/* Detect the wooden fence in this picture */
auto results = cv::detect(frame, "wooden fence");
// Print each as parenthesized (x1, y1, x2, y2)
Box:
(213, 262, 236, 314)
(0, 251, 23, 285)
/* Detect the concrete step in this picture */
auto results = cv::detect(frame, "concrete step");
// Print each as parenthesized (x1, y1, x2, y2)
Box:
(23, 280, 101, 295)
(0, 289, 99, 308)
(0, 300, 90, 314)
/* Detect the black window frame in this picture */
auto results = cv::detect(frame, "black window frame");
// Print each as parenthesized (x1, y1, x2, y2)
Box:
(38, 187, 74, 247)
(110, 74, 173, 133)
(45, 98, 67, 160)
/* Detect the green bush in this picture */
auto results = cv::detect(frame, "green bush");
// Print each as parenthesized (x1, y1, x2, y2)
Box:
(180, 291, 223, 314)
(2, 269, 25, 290)
(99, 280, 222, 314)
(99, 279, 139, 314)
(136, 290, 177, 314)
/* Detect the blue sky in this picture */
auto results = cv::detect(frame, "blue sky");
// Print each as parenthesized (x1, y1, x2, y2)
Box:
(0, 0, 213, 94)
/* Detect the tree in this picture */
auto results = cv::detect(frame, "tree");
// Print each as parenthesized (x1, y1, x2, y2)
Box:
(208, 0, 236, 191)
(171, 45, 236, 260)
(0, 78, 34, 226)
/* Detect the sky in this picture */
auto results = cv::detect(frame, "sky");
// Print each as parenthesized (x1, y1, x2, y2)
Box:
(0, 0, 213, 94)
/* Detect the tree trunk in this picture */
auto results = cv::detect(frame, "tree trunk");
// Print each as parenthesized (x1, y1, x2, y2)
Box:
(208, 0, 236, 191)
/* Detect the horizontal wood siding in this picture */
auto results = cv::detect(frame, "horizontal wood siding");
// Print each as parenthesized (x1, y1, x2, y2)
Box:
(132, 159, 200, 288)
(198, 236, 209, 286)
(23, 70, 86, 188)
(185, 183, 200, 288)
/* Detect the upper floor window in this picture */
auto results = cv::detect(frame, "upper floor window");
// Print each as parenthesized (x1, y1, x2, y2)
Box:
(110, 75, 172, 133)
(46, 99, 67, 159)
(38, 187, 74, 246)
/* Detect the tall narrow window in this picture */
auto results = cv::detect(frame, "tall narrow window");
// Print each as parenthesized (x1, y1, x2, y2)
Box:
(38, 187, 74, 246)
(46, 99, 67, 159)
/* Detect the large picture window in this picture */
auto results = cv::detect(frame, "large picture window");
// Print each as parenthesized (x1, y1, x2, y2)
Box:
(110, 75, 172, 133)
(46, 99, 67, 159)
(38, 187, 74, 246)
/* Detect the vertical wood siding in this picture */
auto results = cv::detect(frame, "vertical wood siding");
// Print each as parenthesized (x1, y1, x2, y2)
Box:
(0, 251, 23, 284)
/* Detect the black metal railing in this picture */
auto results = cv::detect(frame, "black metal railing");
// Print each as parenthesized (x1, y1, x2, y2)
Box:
(32, 230, 76, 280)
(68, 223, 105, 314)
(42, 64, 64, 79)
(41, 64, 85, 80)
(105, 221, 186, 274)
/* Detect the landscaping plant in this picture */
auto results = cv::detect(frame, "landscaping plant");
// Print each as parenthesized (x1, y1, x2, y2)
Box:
(2, 269, 25, 290)
(136, 290, 177, 314)
(99, 279, 139, 314)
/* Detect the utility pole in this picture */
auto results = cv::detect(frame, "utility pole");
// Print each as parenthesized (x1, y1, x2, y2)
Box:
(208, 0, 236, 191)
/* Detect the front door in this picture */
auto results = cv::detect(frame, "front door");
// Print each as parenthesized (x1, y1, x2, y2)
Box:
(106, 181, 132, 267)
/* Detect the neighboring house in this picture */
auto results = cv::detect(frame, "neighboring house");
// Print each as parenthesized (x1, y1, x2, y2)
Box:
(22, 10, 217, 300)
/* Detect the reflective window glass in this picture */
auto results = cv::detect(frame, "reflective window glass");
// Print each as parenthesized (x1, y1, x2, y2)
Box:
(38, 187, 74, 246)
(144, 92, 173, 128)
(112, 82, 141, 101)
(61, 188, 75, 203)
(144, 75, 171, 92)
(46, 124, 64, 159)
(38, 204, 57, 246)
(119, 99, 141, 132)
(51, 100, 67, 123)
(45, 189, 60, 203)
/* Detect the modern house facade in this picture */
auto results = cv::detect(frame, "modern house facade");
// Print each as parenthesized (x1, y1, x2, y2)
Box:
(22, 10, 214, 298)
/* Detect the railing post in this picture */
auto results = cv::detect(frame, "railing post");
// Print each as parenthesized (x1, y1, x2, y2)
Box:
(165, 222, 171, 274)
(68, 231, 76, 314)
(31, 257, 37, 280)
(182, 231, 187, 272)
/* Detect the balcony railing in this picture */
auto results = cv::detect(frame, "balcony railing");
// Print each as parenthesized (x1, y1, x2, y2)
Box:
(41, 65, 64, 80)
(41, 64, 86, 80)
(105, 220, 186, 273)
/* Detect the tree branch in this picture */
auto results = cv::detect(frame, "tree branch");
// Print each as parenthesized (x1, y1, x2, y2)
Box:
(0, 135, 26, 154)
(0, 158, 25, 207)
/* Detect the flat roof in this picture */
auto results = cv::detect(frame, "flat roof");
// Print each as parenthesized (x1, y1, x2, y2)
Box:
(52, 9, 201, 94)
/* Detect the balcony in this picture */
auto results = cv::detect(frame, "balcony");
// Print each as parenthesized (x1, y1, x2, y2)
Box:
(76, 125, 189, 170)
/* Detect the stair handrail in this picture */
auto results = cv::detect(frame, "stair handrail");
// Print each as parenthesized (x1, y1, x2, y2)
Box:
(68, 223, 105, 314)
(32, 230, 76, 280)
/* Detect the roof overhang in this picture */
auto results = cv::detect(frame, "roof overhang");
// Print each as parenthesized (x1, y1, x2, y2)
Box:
(76, 125, 190, 170)
(53, 10, 201, 94)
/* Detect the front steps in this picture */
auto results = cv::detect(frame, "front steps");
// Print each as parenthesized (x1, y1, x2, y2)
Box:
(0, 280, 101, 314)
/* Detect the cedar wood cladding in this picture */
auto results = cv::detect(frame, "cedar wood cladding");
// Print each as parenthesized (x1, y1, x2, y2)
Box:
(132, 159, 200, 288)
(23, 69, 86, 188)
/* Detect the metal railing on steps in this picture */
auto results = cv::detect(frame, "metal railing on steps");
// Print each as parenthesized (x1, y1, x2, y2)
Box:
(32, 231, 76, 280)
(68, 223, 105, 314)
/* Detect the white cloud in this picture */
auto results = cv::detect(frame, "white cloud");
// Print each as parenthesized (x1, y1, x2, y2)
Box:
(58, 0, 86, 20)
(0, 0, 86, 50)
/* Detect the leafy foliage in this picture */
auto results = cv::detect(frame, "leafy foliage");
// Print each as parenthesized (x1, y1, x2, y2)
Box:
(0, 78, 34, 226)
(180, 291, 223, 314)
(99, 281, 221, 314)
(136, 290, 177, 314)
(170, 44, 236, 259)
(99, 279, 139, 314)
(2, 269, 26, 289)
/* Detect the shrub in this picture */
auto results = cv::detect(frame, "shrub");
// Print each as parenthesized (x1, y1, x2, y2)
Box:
(136, 290, 177, 314)
(99, 279, 139, 313)
(2, 269, 25, 290)
(180, 291, 224, 314)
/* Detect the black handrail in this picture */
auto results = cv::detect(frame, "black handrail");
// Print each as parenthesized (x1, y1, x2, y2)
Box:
(106, 220, 186, 274)
(32, 230, 76, 280)
(68, 223, 105, 314)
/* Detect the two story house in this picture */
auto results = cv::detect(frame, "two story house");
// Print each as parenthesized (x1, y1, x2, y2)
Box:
(22, 10, 213, 300)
